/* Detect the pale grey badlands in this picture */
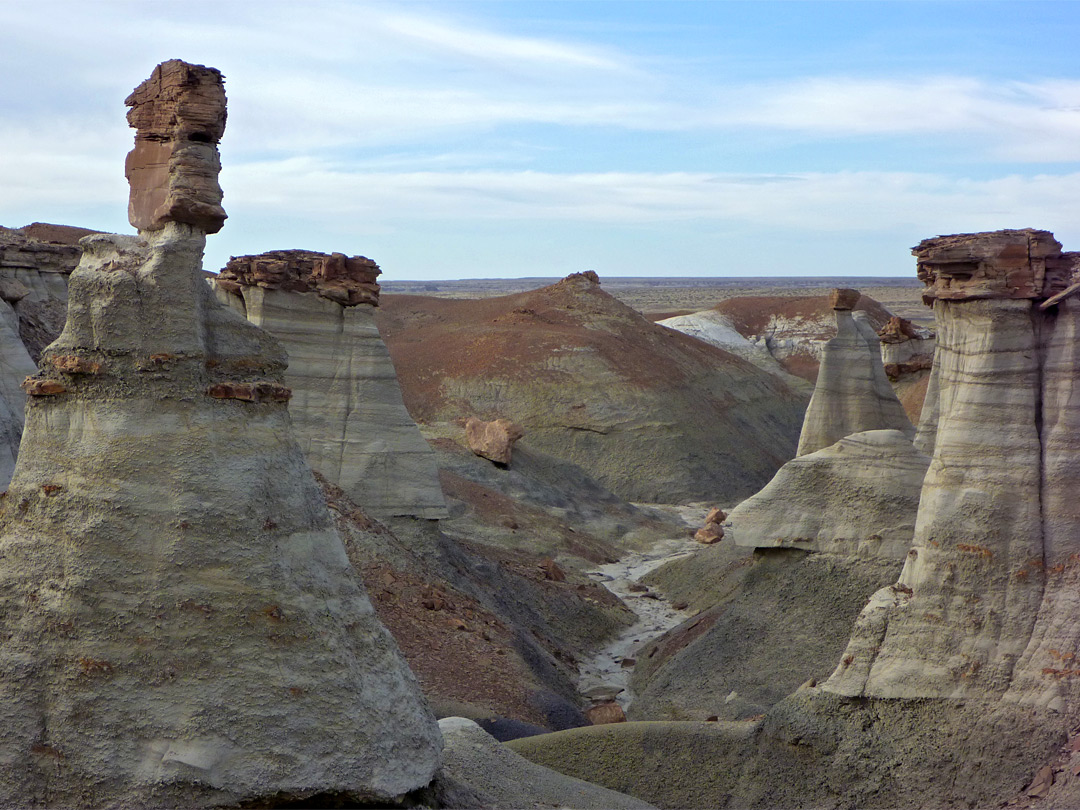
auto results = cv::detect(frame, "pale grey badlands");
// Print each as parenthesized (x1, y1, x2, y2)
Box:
(0, 59, 1077, 809)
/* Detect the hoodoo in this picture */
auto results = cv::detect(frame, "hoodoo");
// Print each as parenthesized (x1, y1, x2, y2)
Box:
(0, 60, 440, 807)
(796, 288, 915, 456)
(215, 249, 448, 519)
(827, 230, 1080, 703)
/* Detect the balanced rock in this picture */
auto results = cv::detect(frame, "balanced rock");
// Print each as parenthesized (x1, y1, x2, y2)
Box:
(796, 289, 915, 456)
(125, 60, 228, 234)
(214, 250, 446, 519)
(728, 429, 929, 558)
(829, 287, 861, 310)
(465, 416, 524, 466)
(0, 60, 440, 808)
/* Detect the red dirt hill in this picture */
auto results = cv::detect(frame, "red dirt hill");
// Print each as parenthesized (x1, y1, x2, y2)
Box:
(377, 273, 808, 504)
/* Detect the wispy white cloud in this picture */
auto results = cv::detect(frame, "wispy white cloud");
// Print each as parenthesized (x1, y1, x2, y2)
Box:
(224, 161, 1080, 237)
(373, 9, 627, 72)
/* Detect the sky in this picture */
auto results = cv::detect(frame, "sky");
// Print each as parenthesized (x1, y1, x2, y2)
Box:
(3, 1, 1080, 280)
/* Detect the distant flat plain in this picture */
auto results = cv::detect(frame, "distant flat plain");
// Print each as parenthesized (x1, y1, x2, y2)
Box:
(381, 276, 932, 327)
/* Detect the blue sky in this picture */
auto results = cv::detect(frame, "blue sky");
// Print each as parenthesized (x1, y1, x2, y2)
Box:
(3, 1, 1080, 279)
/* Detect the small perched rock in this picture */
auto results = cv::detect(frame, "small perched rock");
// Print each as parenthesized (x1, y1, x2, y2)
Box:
(620, 657, 636, 668)
(695, 524, 724, 544)
(829, 288, 861, 310)
(0, 278, 31, 303)
(465, 416, 524, 465)
(585, 701, 626, 725)
(705, 507, 726, 524)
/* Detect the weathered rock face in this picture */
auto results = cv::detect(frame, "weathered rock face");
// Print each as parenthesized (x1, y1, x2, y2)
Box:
(825, 230, 1080, 709)
(0, 224, 81, 303)
(796, 292, 915, 456)
(218, 249, 380, 307)
(729, 430, 929, 558)
(215, 251, 446, 520)
(377, 274, 808, 504)
(125, 60, 227, 233)
(0, 61, 440, 808)
(465, 416, 524, 465)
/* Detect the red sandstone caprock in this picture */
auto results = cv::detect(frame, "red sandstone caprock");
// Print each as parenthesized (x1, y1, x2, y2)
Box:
(125, 60, 228, 233)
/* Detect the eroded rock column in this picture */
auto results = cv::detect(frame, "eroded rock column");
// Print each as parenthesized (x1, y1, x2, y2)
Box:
(215, 250, 448, 519)
(0, 61, 440, 808)
(796, 288, 914, 456)
(826, 229, 1078, 701)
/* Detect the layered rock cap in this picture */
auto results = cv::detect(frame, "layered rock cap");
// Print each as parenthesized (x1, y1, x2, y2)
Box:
(915, 228, 1077, 302)
(218, 249, 381, 306)
(125, 60, 228, 233)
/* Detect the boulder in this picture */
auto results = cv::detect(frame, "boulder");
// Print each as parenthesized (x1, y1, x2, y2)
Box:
(0, 60, 441, 808)
(796, 290, 915, 456)
(585, 702, 627, 725)
(694, 524, 724, 544)
(466, 416, 524, 465)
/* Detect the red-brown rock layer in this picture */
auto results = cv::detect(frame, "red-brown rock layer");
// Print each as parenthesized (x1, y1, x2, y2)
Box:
(218, 250, 381, 306)
(915, 229, 1079, 302)
(124, 60, 227, 233)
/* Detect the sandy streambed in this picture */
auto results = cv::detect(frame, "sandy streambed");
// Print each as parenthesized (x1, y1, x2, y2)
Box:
(577, 510, 708, 710)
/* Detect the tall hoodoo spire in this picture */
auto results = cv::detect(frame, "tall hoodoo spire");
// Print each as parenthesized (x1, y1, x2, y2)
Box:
(0, 60, 441, 808)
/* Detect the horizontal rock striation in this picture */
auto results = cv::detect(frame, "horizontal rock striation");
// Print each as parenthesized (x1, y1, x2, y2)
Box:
(825, 230, 1080, 709)
(0, 60, 441, 808)
(217, 249, 380, 306)
(215, 253, 445, 520)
